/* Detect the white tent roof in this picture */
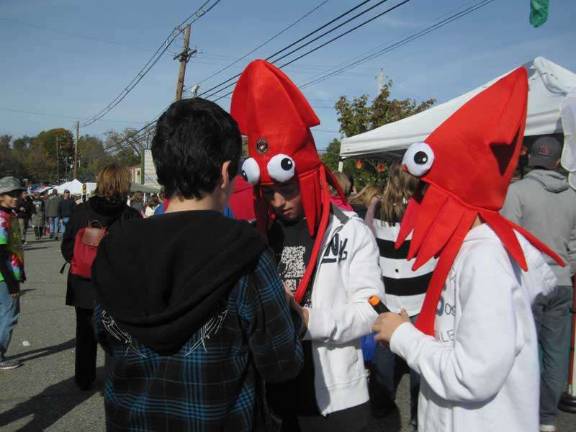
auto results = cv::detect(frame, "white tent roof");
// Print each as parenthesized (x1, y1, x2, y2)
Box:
(340, 57, 576, 160)
(55, 179, 96, 195)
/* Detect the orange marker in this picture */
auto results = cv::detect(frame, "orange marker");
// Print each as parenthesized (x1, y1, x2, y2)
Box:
(369, 296, 390, 314)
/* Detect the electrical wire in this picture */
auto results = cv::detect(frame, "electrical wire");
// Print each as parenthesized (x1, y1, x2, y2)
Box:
(300, 0, 497, 89)
(81, 0, 221, 127)
(196, 0, 377, 98)
(207, 0, 411, 101)
(193, 0, 330, 86)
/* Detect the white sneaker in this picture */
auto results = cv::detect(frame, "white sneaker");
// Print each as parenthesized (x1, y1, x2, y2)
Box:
(539, 425, 556, 432)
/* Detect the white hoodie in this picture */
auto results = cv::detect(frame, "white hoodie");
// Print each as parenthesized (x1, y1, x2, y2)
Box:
(304, 208, 384, 415)
(390, 224, 557, 432)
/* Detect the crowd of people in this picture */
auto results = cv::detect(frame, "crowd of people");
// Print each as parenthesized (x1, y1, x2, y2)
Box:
(0, 60, 574, 432)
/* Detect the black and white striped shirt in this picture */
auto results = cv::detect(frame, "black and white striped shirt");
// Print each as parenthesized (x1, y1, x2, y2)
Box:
(372, 220, 436, 316)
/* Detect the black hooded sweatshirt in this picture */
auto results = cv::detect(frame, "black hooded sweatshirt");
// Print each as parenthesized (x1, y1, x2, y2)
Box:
(92, 210, 266, 355)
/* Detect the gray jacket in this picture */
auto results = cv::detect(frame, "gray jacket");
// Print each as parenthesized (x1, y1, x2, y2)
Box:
(45, 195, 61, 218)
(502, 169, 576, 286)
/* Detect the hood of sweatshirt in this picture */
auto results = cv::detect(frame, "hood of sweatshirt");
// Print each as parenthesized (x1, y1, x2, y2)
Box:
(93, 210, 266, 355)
(524, 169, 570, 193)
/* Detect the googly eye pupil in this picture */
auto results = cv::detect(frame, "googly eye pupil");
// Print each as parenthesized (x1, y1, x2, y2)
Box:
(241, 170, 248, 181)
(281, 158, 293, 171)
(414, 151, 428, 165)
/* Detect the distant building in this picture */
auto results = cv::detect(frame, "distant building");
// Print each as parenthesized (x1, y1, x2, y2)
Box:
(129, 166, 142, 184)
(143, 149, 160, 187)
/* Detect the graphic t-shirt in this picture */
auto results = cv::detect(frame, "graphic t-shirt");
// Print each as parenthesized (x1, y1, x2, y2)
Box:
(0, 208, 24, 283)
(267, 217, 319, 416)
(268, 217, 314, 306)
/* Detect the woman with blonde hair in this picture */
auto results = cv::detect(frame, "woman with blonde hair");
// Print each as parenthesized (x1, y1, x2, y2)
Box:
(365, 162, 435, 430)
(61, 164, 141, 391)
(349, 184, 381, 218)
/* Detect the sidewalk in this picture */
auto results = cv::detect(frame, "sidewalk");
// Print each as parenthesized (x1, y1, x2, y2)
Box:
(0, 236, 572, 431)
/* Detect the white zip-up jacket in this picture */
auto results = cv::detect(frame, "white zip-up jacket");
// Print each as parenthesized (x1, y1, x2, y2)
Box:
(304, 207, 384, 415)
(389, 224, 557, 432)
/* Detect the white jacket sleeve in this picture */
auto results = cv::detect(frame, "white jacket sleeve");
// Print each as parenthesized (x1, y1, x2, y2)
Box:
(306, 220, 383, 344)
(390, 243, 519, 403)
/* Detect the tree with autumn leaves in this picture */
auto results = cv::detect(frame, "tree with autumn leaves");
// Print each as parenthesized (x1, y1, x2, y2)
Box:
(322, 77, 434, 188)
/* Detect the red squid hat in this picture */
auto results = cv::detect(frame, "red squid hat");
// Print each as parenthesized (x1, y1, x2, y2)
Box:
(231, 60, 345, 304)
(395, 67, 564, 335)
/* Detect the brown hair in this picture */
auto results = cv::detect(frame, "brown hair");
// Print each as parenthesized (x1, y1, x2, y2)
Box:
(332, 172, 352, 197)
(95, 164, 131, 200)
(349, 185, 381, 209)
(379, 162, 419, 223)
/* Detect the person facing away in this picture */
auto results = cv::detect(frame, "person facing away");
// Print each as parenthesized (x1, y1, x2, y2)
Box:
(92, 98, 303, 432)
(61, 164, 141, 392)
(30, 193, 45, 240)
(364, 162, 436, 430)
(231, 59, 383, 432)
(0, 176, 26, 370)
(501, 135, 576, 432)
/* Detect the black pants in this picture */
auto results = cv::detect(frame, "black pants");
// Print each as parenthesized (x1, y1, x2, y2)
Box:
(75, 307, 97, 388)
(280, 402, 370, 432)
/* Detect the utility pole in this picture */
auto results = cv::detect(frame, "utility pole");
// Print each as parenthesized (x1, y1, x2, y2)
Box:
(74, 121, 79, 179)
(55, 136, 60, 183)
(174, 24, 196, 101)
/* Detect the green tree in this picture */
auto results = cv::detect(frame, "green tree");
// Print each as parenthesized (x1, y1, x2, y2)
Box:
(322, 77, 434, 188)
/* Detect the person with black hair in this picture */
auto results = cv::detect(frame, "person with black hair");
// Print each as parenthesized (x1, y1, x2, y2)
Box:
(92, 98, 303, 432)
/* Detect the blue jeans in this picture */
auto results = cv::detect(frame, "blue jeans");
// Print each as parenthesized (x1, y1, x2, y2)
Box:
(48, 217, 60, 237)
(370, 316, 420, 426)
(533, 285, 573, 426)
(60, 217, 70, 235)
(0, 281, 20, 360)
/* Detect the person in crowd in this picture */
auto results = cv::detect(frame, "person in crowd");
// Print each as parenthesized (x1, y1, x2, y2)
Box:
(58, 189, 76, 235)
(31, 193, 45, 240)
(0, 177, 26, 370)
(349, 184, 381, 218)
(372, 68, 563, 432)
(16, 191, 33, 246)
(365, 162, 435, 430)
(330, 171, 354, 211)
(128, 191, 144, 215)
(143, 196, 159, 217)
(45, 189, 61, 240)
(92, 98, 303, 431)
(231, 60, 383, 432)
(501, 135, 576, 432)
(61, 165, 141, 391)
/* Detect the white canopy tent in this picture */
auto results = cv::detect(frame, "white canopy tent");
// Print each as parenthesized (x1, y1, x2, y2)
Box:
(339, 57, 576, 163)
(55, 179, 96, 195)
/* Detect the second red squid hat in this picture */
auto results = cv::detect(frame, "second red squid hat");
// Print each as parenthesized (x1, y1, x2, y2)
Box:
(231, 59, 346, 304)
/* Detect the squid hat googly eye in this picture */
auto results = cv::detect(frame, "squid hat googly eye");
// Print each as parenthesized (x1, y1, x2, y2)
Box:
(231, 60, 348, 305)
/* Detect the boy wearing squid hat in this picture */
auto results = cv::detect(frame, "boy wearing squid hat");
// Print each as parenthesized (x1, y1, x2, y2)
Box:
(231, 60, 384, 431)
(372, 67, 565, 432)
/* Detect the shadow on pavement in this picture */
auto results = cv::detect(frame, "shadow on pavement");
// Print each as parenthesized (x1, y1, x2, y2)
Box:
(11, 339, 75, 362)
(18, 289, 36, 297)
(0, 367, 103, 432)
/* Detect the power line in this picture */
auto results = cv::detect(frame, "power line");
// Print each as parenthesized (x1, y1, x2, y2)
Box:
(81, 0, 221, 127)
(193, 0, 330, 87)
(300, 0, 497, 89)
(207, 0, 411, 101)
(196, 0, 377, 98)
(0, 106, 147, 124)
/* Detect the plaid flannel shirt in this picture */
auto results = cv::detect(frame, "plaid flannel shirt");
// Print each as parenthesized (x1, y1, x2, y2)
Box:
(95, 250, 303, 432)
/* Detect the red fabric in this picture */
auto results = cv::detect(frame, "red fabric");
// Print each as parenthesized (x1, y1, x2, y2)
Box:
(330, 195, 353, 211)
(70, 227, 107, 279)
(395, 67, 565, 335)
(231, 60, 346, 304)
(228, 176, 256, 221)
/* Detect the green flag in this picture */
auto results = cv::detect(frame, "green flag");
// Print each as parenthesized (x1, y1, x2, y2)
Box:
(530, 0, 550, 27)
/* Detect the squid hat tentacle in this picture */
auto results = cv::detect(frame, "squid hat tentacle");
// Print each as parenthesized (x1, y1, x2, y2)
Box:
(397, 67, 565, 335)
(231, 60, 343, 304)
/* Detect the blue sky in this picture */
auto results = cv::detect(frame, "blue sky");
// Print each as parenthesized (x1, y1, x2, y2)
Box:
(0, 0, 574, 150)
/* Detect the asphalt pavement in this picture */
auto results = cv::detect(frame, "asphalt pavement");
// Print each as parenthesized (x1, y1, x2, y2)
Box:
(0, 235, 572, 431)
